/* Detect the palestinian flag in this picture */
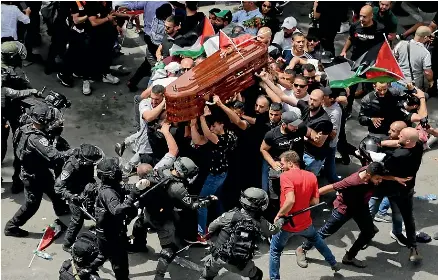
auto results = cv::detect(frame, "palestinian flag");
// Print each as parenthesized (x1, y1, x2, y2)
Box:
(169, 16, 215, 58)
(327, 41, 405, 88)
(219, 30, 253, 50)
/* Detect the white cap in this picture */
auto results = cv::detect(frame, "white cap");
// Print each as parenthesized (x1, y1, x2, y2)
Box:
(164, 62, 181, 74)
(281, 17, 298, 30)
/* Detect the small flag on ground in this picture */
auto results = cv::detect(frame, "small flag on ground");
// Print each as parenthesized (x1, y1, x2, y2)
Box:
(326, 41, 405, 88)
(170, 16, 215, 58)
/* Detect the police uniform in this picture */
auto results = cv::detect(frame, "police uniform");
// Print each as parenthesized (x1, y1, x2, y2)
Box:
(200, 188, 285, 280)
(54, 144, 102, 250)
(4, 105, 71, 237)
(132, 158, 214, 280)
(93, 157, 141, 280)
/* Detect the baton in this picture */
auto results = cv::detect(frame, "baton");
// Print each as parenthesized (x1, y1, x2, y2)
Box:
(79, 204, 96, 222)
(285, 202, 327, 219)
(133, 178, 171, 207)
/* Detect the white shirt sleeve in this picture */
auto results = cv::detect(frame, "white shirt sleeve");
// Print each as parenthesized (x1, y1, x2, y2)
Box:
(16, 6, 30, 24)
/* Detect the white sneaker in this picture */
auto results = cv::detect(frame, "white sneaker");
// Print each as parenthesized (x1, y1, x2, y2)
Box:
(102, 73, 120, 84)
(338, 22, 350, 34)
(82, 80, 91, 95)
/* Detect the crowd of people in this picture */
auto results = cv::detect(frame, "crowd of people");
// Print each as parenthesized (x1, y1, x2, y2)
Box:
(2, 1, 438, 280)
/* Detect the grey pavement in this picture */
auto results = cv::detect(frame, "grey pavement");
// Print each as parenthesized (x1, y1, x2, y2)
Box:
(2, 2, 438, 280)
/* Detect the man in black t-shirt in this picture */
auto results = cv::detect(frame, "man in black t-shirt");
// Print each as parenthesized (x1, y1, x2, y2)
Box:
(340, 5, 385, 115)
(296, 89, 333, 175)
(380, 127, 424, 263)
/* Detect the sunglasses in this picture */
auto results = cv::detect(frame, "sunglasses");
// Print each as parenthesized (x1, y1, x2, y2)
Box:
(262, 4, 272, 8)
(294, 83, 307, 88)
(305, 76, 315, 80)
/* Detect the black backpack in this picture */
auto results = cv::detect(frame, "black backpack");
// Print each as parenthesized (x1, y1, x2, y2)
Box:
(81, 183, 98, 220)
(218, 216, 259, 267)
(59, 259, 101, 280)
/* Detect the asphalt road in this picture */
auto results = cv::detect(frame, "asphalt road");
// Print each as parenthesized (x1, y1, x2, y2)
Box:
(2, 2, 438, 280)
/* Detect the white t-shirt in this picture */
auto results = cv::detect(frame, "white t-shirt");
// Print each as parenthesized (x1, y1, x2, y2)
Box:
(134, 98, 154, 154)
(272, 29, 302, 51)
(279, 85, 309, 116)
(323, 102, 343, 148)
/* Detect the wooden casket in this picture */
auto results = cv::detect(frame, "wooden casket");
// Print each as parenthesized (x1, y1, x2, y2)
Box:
(165, 40, 268, 122)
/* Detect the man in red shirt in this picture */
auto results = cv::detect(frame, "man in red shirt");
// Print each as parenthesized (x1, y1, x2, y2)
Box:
(269, 151, 339, 280)
(297, 162, 411, 268)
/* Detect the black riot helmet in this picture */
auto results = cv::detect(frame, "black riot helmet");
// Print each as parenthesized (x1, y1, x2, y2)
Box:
(79, 144, 104, 166)
(240, 187, 269, 212)
(359, 135, 381, 163)
(173, 157, 199, 183)
(97, 157, 123, 183)
(1, 41, 27, 68)
(29, 103, 52, 126)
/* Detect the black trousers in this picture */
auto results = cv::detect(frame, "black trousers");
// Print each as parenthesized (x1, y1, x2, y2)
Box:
(96, 231, 129, 280)
(6, 174, 67, 228)
(319, 29, 337, 56)
(61, 31, 92, 78)
(1, 116, 9, 162)
(46, 23, 69, 71)
(337, 106, 357, 158)
(302, 206, 376, 259)
(88, 28, 117, 79)
(129, 34, 158, 86)
(64, 203, 85, 246)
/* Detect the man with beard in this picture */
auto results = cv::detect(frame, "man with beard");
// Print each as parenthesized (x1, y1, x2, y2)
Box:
(340, 5, 385, 116)
(262, 77, 333, 175)
(213, 10, 236, 36)
(155, 15, 181, 63)
(378, 127, 424, 262)
(303, 64, 322, 93)
(272, 17, 299, 53)
(373, 1, 398, 40)
(358, 82, 408, 138)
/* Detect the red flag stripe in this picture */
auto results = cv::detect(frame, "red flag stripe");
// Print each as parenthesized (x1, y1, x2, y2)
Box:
(38, 226, 56, 251)
(369, 40, 405, 79)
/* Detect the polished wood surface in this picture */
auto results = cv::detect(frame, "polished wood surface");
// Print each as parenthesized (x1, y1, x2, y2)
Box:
(165, 40, 268, 122)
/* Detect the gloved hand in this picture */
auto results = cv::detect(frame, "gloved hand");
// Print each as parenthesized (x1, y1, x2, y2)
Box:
(70, 194, 83, 205)
(135, 179, 150, 191)
(198, 195, 218, 208)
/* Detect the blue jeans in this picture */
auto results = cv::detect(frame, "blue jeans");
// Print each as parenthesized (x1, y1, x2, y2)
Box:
(261, 159, 269, 193)
(269, 226, 336, 280)
(197, 172, 227, 234)
(303, 153, 325, 176)
(369, 196, 403, 235)
(323, 146, 339, 183)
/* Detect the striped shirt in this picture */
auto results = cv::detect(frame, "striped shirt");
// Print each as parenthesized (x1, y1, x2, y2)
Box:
(1, 4, 30, 40)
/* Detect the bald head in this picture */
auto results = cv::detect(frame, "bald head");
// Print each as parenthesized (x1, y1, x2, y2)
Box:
(360, 5, 374, 27)
(137, 163, 153, 178)
(255, 95, 270, 114)
(399, 127, 420, 148)
(415, 26, 432, 38)
(257, 27, 272, 44)
(389, 121, 407, 139)
(181, 58, 194, 69)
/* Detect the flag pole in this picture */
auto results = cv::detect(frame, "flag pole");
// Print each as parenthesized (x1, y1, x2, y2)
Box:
(28, 226, 47, 268)
(220, 30, 244, 59)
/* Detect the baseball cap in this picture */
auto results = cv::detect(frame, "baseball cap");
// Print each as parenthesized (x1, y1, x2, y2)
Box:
(281, 111, 302, 126)
(164, 62, 181, 74)
(322, 87, 340, 99)
(215, 10, 232, 22)
(281, 17, 297, 30)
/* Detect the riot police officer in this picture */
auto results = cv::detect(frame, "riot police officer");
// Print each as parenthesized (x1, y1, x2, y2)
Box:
(200, 188, 287, 280)
(54, 143, 103, 252)
(93, 157, 149, 280)
(131, 157, 217, 280)
(4, 104, 71, 237)
(1, 41, 40, 163)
